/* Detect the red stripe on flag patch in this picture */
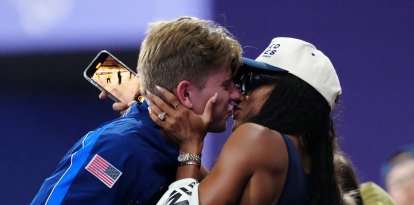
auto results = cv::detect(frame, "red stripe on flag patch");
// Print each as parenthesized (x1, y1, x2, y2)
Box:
(85, 154, 122, 188)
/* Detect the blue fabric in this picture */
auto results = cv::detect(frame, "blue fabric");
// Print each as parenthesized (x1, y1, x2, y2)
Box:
(31, 101, 178, 205)
(277, 134, 310, 205)
(44, 126, 110, 205)
(241, 57, 289, 73)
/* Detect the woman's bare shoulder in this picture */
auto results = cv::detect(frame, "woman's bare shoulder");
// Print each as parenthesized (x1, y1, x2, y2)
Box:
(225, 123, 288, 167)
(230, 122, 283, 141)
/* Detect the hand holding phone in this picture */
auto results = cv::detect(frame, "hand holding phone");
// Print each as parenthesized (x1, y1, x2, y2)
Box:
(99, 91, 134, 113)
(84, 50, 140, 103)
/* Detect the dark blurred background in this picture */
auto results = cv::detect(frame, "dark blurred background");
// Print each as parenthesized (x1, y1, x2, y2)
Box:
(1, 0, 413, 204)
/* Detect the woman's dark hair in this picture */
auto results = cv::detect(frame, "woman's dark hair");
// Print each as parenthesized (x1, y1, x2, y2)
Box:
(335, 153, 360, 192)
(250, 72, 343, 205)
(335, 153, 363, 205)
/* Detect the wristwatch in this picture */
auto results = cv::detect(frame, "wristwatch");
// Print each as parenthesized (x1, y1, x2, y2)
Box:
(177, 152, 201, 164)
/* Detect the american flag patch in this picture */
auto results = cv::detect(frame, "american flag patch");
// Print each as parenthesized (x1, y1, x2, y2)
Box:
(85, 154, 122, 188)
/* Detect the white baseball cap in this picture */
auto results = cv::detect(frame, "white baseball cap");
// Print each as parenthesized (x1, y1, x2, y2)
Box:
(241, 37, 342, 109)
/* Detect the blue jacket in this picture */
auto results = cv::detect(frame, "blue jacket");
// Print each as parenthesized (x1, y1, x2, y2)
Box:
(32, 101, 178, 205)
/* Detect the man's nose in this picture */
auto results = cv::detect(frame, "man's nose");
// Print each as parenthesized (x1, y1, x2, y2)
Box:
(229, 82, 241, 100)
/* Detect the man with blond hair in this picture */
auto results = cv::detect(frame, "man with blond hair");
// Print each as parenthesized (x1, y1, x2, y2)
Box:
(32, 16, 242, 205)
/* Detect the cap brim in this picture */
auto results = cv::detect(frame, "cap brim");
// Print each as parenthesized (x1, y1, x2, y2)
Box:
(241, 57, 288, 73)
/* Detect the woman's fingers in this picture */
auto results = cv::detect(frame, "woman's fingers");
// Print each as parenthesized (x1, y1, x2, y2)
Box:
(202, 93, 217, 125)
(155, 85, 181, 109)
(146, 86, 211, 145)
(147, 97, 180, 144)
(147, 88, 177, 118)
(147, 97, 165, 119)
(147, 93, 175, 129)
(148, 107, 163, 127)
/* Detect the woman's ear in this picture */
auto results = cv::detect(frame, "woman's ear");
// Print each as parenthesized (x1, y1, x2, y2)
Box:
(176, 80, 193, 109)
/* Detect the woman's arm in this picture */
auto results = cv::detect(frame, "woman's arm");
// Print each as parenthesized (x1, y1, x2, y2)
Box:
(197, 123, 287, 204)
(155, 124, 261, 205)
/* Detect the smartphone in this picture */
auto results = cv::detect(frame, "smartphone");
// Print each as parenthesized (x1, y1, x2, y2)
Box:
(84, 50, 140, 103)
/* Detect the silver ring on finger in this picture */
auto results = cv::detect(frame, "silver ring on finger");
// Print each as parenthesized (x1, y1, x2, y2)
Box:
(158, 112, 167, 121)
(174, 102, 180, 109)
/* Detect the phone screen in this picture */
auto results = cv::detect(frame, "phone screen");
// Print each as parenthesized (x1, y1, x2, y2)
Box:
(84, 50, 140, 102)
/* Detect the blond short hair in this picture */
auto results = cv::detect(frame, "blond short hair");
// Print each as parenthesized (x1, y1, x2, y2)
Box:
(138, 16, 242, 95)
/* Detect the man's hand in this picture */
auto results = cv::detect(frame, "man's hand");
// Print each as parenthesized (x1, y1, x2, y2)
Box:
(99, 91, 135, 114)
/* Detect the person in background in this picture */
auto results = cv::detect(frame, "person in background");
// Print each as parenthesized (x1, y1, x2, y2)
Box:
(381, 144, 414, 205)
(336, 151, 396, 205)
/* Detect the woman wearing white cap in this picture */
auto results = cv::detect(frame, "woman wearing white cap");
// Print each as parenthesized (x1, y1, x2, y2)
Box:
(149, 37, 343, 205)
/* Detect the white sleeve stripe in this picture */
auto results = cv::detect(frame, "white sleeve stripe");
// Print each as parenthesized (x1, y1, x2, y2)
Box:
(157, 178, 200, 205)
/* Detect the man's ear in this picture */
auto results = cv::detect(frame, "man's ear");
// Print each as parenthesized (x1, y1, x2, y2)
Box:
(176, 80, 193, 109)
